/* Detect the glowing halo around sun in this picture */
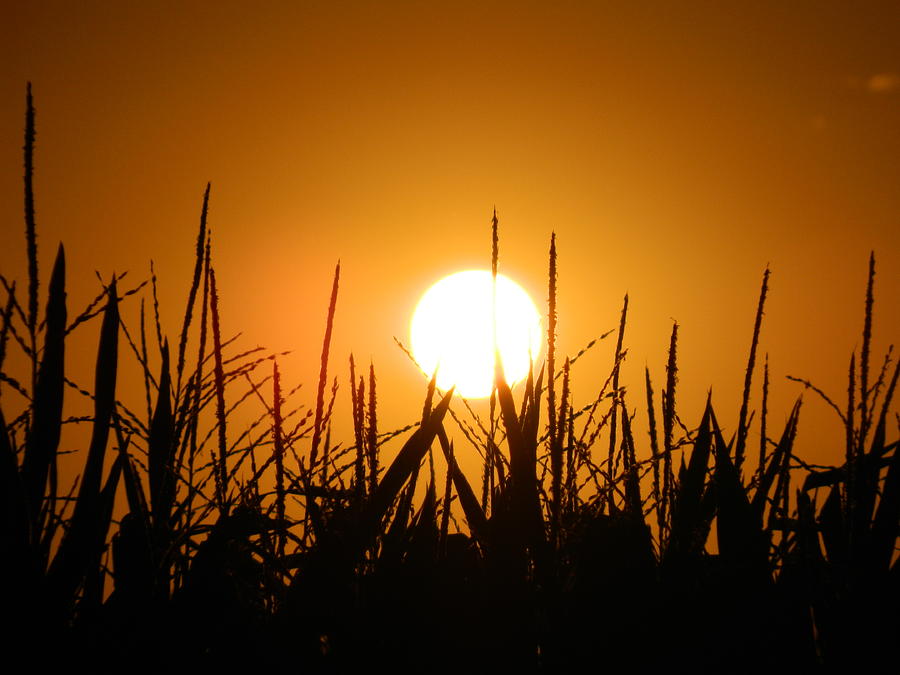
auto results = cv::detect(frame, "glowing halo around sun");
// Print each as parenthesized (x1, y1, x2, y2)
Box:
(411, 270, 543, 398)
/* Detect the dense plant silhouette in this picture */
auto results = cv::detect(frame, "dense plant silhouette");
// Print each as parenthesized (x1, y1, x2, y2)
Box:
(2, 86, 897, 672)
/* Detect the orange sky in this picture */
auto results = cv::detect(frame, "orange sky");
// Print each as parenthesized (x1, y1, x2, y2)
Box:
(2, 1, 898, 483)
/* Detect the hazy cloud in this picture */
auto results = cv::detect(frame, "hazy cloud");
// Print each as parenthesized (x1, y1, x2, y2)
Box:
(867, 73, 900, 93)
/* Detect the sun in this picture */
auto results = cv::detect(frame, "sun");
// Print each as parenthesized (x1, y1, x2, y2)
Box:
(411, 270, 543, 398)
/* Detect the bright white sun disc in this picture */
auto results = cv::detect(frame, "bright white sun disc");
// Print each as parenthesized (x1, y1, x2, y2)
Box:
(411, 270, 542, 398)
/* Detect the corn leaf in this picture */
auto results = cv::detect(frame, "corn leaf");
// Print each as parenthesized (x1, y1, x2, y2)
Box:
(437, 424, 488, 545)
(818, 485, 847, 566)
(752, 398, 801, 519)
(363, 388, 453, 540)
(46, 280, 119, 613)
(666, 396, 714, 560)
(495, 358, 544, 549)
(711, 407, 768, 574)
(868, 418, 899, 573)
(21, 244, 66, 532)
(148, 342, 174, 529)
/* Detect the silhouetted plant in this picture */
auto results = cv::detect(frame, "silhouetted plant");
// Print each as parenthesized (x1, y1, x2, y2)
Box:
(1, 84, 896, 672)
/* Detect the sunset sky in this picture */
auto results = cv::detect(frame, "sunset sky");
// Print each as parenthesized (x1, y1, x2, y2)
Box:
(2, 1, 898, 478)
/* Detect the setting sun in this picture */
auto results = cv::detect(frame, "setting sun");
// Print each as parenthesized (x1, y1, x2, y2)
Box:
(410, 270, 542, 398)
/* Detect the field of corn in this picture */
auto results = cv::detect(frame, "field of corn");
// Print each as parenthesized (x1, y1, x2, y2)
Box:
(2, 87, 898, 672)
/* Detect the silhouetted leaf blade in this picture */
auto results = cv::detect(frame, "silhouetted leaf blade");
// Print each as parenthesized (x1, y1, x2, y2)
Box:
(363, 388, 453, 540)
(21, 244, 66, 529)
(148, 342, 174, 529)
(666, 397, 714, 560)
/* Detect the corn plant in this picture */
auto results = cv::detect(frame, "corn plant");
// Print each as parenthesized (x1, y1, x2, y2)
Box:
(1, 84, 896, 671)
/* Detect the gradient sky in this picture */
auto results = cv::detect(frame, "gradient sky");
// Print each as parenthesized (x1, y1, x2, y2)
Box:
(2, 1, 898, 480)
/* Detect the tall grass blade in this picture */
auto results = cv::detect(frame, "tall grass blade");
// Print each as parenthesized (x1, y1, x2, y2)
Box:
(23, 83, 38, 374)
(114, 413, 149, 526)
(550, 356, 567, 543)
(76, 279, 119, 513)
(350, 355, 365, 500)
(736, 267, 769, 472)
(547, 232, 558, 461)
(310, 262, 340, 469)
(421, 368, 436, 424)
(46, 278, 119, 612)
(139, 299, 153, 424)
(367, 361, 379, 494)
(757, 355, 769, 491)
(21, 244, 65, 528)
(607, 294, 628, 509)
(495, 355, 544, 551)
(752, 398, 801, 519)
(846, 352, 856, 497)
(710, 407, 767, 575)
(482, 394, 494, 514)
(408, 479, 439, 561)
(620, 405, 643, 520)
(148, 341, 174, 529)
(491, 207, 498, 278)
(381, 478, 416, 564)
(859, 252, 875, 450)
(439, 435, 454, 552)
(645, 366, 664, 539)
(667, 395, 713, 560)
(272, 359, 286, 557)
(523, 362, 545, 452)
(363, 388, 453, 542)
(662, 321, 679, 535)
(847, 358, 894, 555)
(83, 451, 122, 604)
(149, 261, 164, 358)
(437, 424, 488, 544)
(209, 267, 229, 512)
(186, 233, 212, 498)
(565, 395, 576, 515)
(176, 183, 210, 390)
